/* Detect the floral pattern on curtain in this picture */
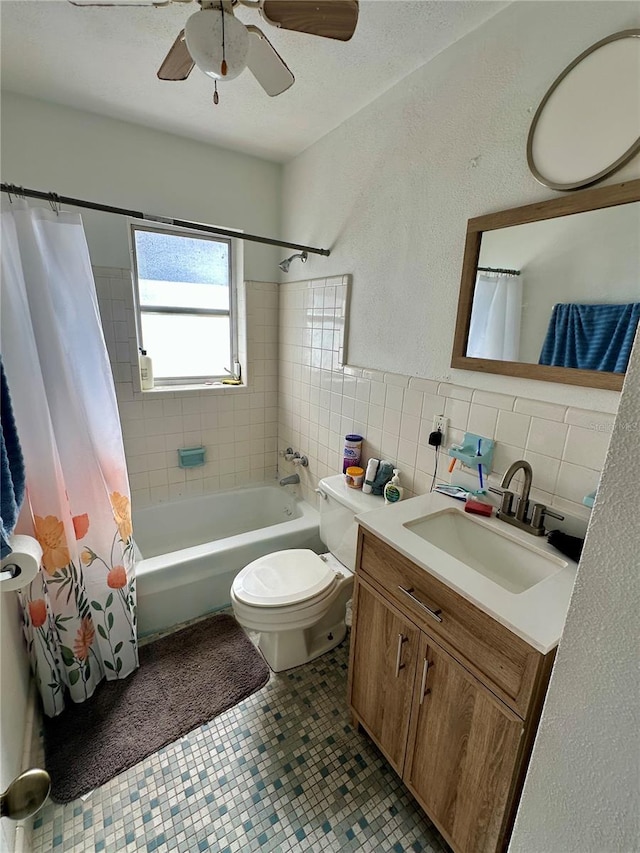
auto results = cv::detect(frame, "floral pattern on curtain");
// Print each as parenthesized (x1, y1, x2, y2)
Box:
(1, 203, 138, 717)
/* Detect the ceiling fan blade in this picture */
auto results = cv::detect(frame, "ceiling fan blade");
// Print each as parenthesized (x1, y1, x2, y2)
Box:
(70, 1, 172, 6)
(260, 0, 358, 41)
(158, 30, 195, 80)
(246, 25, 294, 96)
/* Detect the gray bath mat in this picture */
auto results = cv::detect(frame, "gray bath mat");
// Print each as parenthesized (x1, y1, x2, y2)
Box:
(43, 614, 270, 803)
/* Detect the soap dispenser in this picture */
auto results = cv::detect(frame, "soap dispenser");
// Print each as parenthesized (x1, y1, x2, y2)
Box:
(384, 469, 403, 504)
(139, 348, 154, 390)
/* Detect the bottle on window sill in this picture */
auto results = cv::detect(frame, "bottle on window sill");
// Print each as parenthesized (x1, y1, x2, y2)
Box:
(139, 348, 154, 390)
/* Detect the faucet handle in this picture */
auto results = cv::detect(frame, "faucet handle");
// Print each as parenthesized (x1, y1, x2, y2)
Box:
(497, 489, 515, 516)
(531, 503, 565, 531)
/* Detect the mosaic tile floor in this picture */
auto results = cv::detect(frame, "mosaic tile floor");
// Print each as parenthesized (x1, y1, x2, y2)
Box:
(31, 627, 449, 853)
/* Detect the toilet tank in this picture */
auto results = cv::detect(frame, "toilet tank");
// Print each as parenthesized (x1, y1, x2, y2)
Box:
(317, 474, 384, 571)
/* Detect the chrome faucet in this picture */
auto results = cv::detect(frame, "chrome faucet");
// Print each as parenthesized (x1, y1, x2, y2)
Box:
(279, 473, 300, 486)
(492, 459, 563, 536)
(501, 460, 533, 523)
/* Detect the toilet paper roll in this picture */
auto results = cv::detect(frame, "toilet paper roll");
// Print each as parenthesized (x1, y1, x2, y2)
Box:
(1, 535, 42, 591)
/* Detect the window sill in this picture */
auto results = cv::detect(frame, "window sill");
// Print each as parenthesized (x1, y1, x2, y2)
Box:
(140, 382, 246, 395)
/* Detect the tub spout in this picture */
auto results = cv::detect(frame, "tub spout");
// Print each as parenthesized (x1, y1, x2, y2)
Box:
(279, 474, 300, 486)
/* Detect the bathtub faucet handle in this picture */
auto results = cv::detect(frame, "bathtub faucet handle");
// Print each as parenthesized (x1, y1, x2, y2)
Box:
(293, 455, 308, 467)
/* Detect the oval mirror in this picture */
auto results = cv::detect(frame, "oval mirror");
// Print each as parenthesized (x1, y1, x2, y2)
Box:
(527, 29, 640, 191)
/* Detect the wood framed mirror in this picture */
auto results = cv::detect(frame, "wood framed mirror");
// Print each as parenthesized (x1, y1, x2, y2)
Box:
(451, 178, 640, 391)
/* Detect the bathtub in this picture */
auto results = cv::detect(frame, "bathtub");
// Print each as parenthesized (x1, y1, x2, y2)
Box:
(134, 485, 324, 636)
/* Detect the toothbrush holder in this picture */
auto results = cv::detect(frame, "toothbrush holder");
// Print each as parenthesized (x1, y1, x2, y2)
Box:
(448, 433, 494, 475)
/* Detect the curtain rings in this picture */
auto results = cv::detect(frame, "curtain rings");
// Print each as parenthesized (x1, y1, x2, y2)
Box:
(49, 192, 61, 216)
(4, 184, 24, 203)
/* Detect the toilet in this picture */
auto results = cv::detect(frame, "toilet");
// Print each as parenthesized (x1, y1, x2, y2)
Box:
(231, 473, 382, 672)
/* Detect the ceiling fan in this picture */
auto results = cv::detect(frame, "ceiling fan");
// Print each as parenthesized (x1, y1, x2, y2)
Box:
(69, 0, 359, 103)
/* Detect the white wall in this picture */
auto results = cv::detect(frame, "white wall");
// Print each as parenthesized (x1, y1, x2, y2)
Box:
(510, 331, 640, 852)
(95, 266, 279, 511)
(0, 92, 282, 280)
(279, 274, 613, 525)
(282, 0, 640, 414)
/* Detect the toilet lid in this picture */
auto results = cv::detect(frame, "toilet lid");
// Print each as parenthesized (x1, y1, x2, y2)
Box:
(233, 549, 336, 607)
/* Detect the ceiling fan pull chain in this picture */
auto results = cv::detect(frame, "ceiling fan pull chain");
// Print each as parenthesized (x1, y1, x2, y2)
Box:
(220, 2, 228, 76)
(213, 81, 219, 105)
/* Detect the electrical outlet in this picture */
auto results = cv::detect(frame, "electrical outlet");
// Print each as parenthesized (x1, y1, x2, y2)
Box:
(432, 415, 449, 445)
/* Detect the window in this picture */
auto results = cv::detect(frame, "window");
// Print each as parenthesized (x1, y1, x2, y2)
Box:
(130, 223, 238, 386)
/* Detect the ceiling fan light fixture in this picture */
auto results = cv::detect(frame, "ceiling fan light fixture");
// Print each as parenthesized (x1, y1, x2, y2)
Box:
(185, 8, 249, 81)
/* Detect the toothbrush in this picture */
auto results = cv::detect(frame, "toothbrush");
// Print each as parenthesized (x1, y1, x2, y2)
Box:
(448, 444, 463, 475)
(476, 439, 484, 491)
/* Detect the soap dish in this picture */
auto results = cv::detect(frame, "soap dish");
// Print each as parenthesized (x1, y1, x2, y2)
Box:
(178, 446, 207, 468)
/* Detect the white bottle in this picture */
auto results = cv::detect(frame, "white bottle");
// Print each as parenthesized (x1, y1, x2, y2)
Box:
(384, 469, 404, 504)
(362, 458, 379, 494)
(139, 348, 154, 390)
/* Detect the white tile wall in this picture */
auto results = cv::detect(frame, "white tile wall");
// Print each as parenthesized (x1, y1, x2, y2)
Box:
(95, 267, 279, 508)
(278, 277, 616, 522)
(95, 264, 617, 523)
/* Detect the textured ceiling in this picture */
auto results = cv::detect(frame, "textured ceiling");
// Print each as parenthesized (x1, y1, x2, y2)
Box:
(0, 0, 508, 163)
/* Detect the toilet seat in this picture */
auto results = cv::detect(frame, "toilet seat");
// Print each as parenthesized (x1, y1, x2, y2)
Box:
(232, 549, 337, 607)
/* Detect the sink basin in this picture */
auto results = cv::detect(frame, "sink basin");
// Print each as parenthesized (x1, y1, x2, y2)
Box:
(403, 509, 567, 594)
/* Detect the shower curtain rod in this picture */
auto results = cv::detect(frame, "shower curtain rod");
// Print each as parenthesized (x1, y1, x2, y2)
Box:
(477, 266, 521, 276)
(0, 183, 331, 257)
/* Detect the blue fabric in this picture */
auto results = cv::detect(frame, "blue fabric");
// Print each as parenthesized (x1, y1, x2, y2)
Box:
(1, 358, 26, 558)
(371, 461, 394, 496)
(539, 303, 640, 373)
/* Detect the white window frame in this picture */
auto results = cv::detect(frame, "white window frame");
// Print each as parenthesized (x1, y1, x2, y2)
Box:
(129, 220, 240, 387)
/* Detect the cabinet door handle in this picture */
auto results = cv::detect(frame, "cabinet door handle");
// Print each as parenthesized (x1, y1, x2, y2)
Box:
(419, 658, 431, 705)
(394, 633, 408, 677)
(398, 586, 443, 623)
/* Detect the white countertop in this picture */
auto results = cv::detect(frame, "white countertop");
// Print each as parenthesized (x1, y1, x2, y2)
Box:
(355, 491, 578, 654)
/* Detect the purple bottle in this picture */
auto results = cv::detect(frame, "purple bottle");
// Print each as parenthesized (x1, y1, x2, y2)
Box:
(343, 434, 363, 474)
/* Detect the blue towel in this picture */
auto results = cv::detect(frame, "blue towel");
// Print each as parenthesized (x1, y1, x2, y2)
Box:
(371, 460, 395, 496)
(1, 359, 26, 558)
(539, 303, 640, 373)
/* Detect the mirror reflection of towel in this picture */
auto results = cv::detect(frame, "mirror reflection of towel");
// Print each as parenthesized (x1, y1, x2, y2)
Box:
(539, 303, 640, 373)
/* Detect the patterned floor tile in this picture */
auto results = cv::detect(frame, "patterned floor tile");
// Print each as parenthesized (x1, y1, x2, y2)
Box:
(31, 627, 448, 852)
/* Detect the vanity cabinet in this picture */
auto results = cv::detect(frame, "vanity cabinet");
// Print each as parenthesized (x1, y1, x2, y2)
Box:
(348, 529, 556, 853)
(349, 581, 419, 774)
(405, 637, 524, 853)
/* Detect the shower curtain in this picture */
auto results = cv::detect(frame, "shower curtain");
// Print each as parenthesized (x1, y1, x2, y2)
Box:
(467, 272, 523, 361)
(1, 203, 138, 717)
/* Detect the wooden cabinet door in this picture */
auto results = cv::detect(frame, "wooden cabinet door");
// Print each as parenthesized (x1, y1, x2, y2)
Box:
(348, 579, 419, 775)
(405, 636, 524, 853)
